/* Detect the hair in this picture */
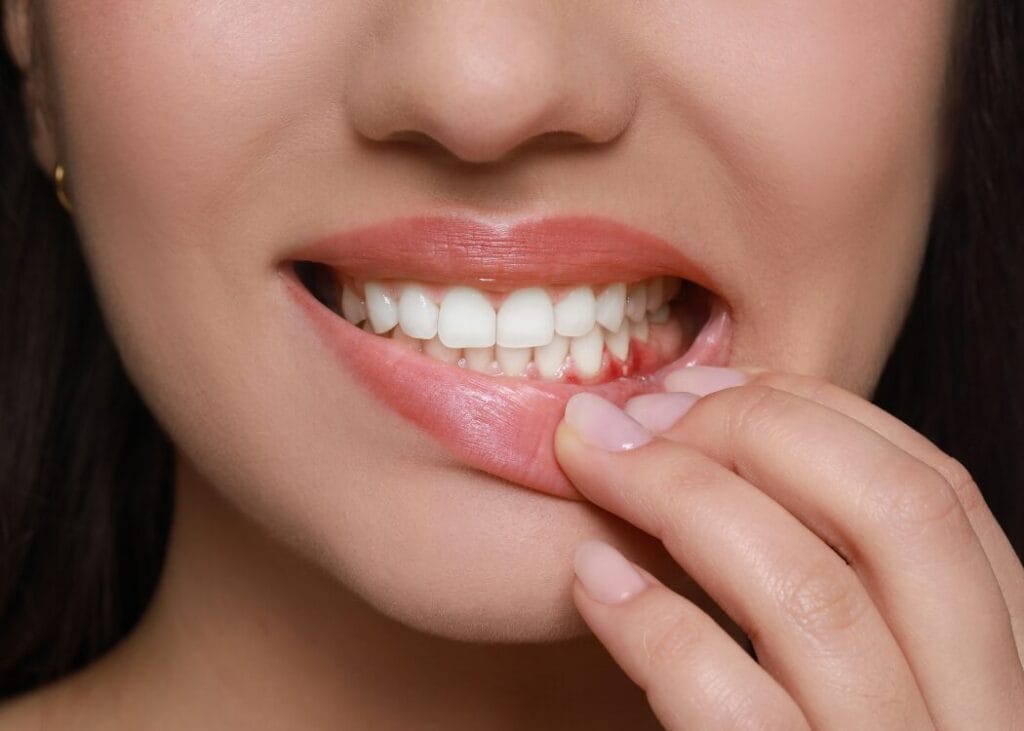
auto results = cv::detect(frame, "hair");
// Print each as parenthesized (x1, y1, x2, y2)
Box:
(1, 1, 1022, 701)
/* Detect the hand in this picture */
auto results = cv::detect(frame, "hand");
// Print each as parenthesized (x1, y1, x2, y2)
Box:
(555, 367, 1024, 729)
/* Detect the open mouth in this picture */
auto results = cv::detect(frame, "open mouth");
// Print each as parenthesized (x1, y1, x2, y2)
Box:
(281, 215, 731, 499)
(293, 265, 714, 384)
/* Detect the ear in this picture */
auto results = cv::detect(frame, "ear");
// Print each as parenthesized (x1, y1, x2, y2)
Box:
(4, 0, 59, 175)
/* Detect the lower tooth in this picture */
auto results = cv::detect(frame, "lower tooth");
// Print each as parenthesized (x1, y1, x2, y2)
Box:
(604, 322, 630, 361)
(464, 347, 495, 373)
(496, 346, 531, 377)
(570, 327, 604, 378)
(633, 318, 650, 342)
(535, 334, 569, 379)
(424, 337, 460, 364)
(391, 328, 422, 351)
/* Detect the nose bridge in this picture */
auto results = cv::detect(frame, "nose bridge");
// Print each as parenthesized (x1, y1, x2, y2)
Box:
(345, 2, 635, 164)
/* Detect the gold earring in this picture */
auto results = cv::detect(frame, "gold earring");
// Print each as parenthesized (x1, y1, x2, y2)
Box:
(53, 163, 72, 212)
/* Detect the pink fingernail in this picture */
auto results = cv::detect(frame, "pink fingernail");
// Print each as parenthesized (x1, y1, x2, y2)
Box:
(573, 540, 648, 604)
(564, 393, 652, 451)
(664, 365, 747, 396)
(624, 392, 699, 433)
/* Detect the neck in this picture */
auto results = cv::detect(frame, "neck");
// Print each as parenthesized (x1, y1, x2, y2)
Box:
(48, 459, 661, 730)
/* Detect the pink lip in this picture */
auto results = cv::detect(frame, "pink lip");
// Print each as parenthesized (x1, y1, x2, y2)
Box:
(281, 215, 732, 501)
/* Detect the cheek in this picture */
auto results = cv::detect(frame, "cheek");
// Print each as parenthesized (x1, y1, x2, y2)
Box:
(643, 0, 953, 389)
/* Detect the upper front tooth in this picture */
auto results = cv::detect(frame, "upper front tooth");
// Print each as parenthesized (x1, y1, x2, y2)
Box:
(438, 287, 496, 348)
(398, 284, 439, 340)
(625, 282, 647, 322)
(496, 287, 555, 348)
(554, 286, 597, 337)
(341, 285, 366, 324)
(595, 283, 626, 331)
(365, 282, 399, 333)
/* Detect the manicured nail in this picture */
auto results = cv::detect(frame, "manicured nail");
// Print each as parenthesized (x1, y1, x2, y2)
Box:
(564, 393, 652, 451)
(624, 392, 699, 433)
(573, 540, 648, 604)
(664, 365, 747, 396)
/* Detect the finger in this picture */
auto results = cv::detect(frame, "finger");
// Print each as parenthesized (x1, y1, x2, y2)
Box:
(571, 540, 811, 731)
(556, 402, 934, 729)
(655, 373, 1024, 728)
(687, 368, 1024, 654)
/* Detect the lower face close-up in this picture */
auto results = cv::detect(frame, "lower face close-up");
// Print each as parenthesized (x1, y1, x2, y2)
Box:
(19, 0, 954, 642)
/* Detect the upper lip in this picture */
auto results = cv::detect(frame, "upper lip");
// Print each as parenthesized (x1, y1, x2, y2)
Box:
(286, 215, 718, 291)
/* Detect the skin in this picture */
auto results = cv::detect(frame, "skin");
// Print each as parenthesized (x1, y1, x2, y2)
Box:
(4, 0, 1019, 728)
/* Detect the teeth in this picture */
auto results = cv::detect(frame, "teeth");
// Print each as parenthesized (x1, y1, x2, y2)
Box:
(646, 277, 664, 312)
(534, 334, 570, 379)
(341, 275, 684, 380)
(554, 286, 597, 337)
(496, 287, 555, 348)
(496, 346, 532, 376)
(633, 317, 649, 342)
(438, 287, 496, 348)
(595, 283, 626, 331)
(398, 284, 440, 340)
(464, 346, 495, 373)
(570, 327, 604, 378)
(391, 328, 422, 351)
(365, 282, 399, 333)
(604, 321, 630, 361)
(625, 282, 647, 322)
(424, 336, 460, 364)
(341, 285, 367, 324)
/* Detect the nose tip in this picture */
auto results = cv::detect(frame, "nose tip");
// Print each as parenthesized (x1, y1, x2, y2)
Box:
(345, 5, 636, 165)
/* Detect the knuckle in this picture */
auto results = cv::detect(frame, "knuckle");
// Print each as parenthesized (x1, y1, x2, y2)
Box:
(861, 453, 969, 542)
(754, 371, 835, 403)
(645, 611, 706, 675)
(774, 558, 870, 641)
(931, 454, 986, 517)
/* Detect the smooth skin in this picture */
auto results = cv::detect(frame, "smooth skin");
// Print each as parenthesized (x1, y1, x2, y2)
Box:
(557, 369, 1024, 728)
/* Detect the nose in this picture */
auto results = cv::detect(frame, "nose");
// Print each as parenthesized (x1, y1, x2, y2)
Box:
(344, 2, 637, 164)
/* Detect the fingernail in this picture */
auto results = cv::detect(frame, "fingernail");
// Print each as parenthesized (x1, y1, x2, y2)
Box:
(624, 392, 699, 433)
(664, 365, 747, 396)
(564, 393, 652, 451)
(573, 540, 648, 604)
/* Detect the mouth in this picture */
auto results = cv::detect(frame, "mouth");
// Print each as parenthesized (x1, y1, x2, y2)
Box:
(280, 216, 732, 500)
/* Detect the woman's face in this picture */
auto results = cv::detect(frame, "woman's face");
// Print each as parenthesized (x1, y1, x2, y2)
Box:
(14, 1, 954, 640)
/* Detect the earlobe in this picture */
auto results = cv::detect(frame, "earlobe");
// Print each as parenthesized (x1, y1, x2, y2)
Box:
(3, 0, 59, 176)
(3, 0, 33, 71)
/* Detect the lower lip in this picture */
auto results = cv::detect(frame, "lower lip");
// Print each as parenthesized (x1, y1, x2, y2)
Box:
(281, 271, 732, 500)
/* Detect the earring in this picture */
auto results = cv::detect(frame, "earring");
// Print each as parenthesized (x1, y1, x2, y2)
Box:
(53, 163, 72, 212)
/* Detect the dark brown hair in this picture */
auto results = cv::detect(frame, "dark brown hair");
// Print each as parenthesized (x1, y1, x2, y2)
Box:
(1, 2, 1021, 700)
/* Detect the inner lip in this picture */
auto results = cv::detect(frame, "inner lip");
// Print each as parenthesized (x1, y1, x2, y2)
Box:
(291, 260, 715, 386)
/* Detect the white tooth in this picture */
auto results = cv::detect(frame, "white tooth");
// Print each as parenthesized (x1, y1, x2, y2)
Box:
(604, 321, 630, 361)
(438, 287, 496, 348)
(646, 277, 664, 312)
(554, 286, 596, 338)
(365, 282, 399, 333)
(595, 283, 626, 331)
(496, 287, 554, 348)
(464, 346, 495, 373)
(341, 285, 366, 324)
(398, 284, 439, 340)
(570, 327, 604, 378)
(633, 317, 649, 342)
(391, 328, 422, 351)
(650, 304, 671, 324)
(424, 337, 460, 364)
(534, 334, 569, 379)
(625, 282, 647, 322)
(496, 346, 531, 377)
